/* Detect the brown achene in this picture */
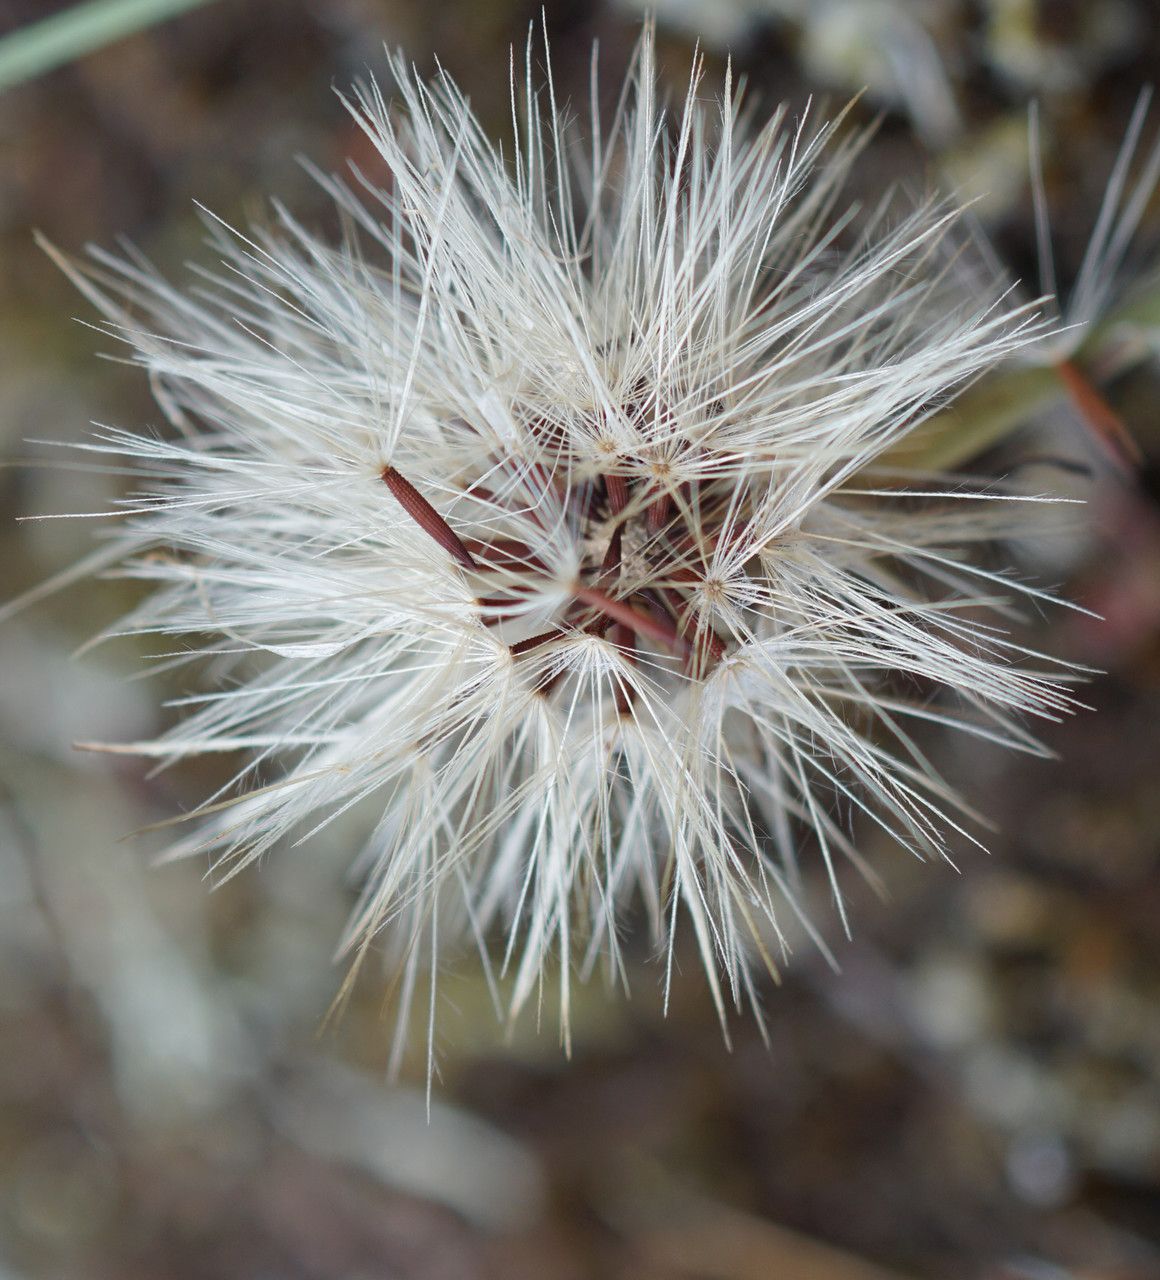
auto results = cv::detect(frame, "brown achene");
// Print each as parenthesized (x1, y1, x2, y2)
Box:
(382, 453, 730, 676)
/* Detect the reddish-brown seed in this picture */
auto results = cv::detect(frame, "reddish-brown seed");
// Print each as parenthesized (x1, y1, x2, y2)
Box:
(646, 489, 673, 536)
(599, 523, 624, 577)
(477, 592, 534, 625)
(696, 628, 727, 666)
(381, 465, 480, 570)
(605, 473, 629, 515)
(573, 584, 691, 657)
(584, 611, 615, 640)
(509, 629, 564, 656)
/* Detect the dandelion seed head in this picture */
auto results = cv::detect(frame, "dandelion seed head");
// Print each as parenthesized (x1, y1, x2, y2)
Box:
(51, 25, 1079, 1061)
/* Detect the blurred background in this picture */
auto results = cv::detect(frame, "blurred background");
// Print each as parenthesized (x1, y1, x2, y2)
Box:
(3, 1, 1160, 1276)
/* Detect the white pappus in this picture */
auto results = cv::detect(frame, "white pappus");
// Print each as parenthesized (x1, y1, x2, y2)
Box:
(49, 25, 1080, 1070)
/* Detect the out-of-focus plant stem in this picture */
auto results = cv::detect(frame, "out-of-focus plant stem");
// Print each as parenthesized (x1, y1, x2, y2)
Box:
(888, 279, 1160, 472)
(0, 0, 221, 92)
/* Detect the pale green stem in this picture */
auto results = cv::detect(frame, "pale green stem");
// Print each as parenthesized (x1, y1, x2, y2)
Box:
(0, 0, 222, 92)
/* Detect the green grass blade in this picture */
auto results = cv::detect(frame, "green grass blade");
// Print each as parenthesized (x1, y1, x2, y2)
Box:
(0, 0, 221, 92)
